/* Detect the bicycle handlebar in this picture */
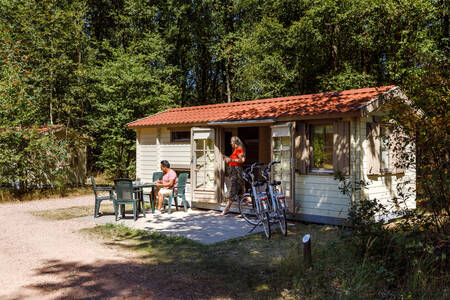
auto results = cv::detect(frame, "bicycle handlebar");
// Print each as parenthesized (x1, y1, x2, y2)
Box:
(243, 161, 282, 183)
(261, 161, 281, 179)
(250, 162, 264, 172)
(242, 162, 265, 182)
(268, 161, 280, 168)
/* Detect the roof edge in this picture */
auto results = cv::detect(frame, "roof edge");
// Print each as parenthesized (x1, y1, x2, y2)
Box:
(127, 109, 169, 128)
(359, 86, 403, 116)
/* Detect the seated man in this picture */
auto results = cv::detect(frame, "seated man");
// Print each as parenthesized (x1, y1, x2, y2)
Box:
(154, 160, 178, 214)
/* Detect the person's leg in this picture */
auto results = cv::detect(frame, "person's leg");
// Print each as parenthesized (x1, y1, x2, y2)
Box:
(221, 199, 233, 216)
(157, 191, 164, 210)
(222, 167, 237, 215)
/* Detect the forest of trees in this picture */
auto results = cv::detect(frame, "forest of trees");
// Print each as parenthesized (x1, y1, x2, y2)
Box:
(0, 2, 447, 295)
(0, 0, 447, 178)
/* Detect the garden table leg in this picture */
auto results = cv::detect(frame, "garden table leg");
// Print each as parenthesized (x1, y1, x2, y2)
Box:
(138, 190, 143, 213)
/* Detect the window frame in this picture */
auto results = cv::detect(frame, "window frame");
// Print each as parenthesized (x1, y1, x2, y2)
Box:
(194, 138, 215, 190)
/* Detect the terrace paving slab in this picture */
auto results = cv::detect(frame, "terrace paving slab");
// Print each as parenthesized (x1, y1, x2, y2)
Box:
(78, 208, 264, 244)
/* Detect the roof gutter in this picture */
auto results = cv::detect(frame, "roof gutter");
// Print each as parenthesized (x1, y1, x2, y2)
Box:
(207, 118, 277, 126)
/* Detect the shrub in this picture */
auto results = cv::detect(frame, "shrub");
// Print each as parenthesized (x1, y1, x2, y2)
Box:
(0, 128, 70, 195)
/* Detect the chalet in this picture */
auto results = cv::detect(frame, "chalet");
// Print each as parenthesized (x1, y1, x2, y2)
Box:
(127, 86, 416, 225)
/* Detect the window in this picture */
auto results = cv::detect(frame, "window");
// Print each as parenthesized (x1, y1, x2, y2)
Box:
(171, 131, 190, 142)
(311, 125, 333, 171)
(272, 136, 291, 196)
(194, 138, 214, 189)
(380, 125, 391, 172)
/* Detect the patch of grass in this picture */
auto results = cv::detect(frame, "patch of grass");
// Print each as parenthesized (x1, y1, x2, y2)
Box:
(31, 204, 115, 220)
(90, 173, 114, 186)
(82, 222, 447, 299)
(279, 231, 448, 300)
(82, 222, 338, 299)
(0, 186, 93, 203)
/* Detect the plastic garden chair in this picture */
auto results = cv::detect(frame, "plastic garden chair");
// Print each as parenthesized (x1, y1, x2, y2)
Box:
(143, 172, 163, 213)
(90, 176, 115, 218)
(114, 178, 145, 221)
(163, 173, 189, 214)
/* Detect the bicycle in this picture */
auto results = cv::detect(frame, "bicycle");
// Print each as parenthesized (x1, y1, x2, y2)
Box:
(238, 162, 272, 239)
(261, 161, 288, 236)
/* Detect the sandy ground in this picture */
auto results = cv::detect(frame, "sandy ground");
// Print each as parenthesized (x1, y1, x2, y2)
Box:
(0, 195, 194, 300)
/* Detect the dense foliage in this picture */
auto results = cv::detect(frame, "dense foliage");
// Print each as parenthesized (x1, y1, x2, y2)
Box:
(1, 0, 446, 179)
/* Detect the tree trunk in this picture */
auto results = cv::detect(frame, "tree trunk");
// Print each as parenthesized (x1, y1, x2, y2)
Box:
(226, 56, 232, 103)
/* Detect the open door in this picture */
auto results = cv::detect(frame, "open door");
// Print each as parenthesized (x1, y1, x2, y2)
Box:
(191, 127, 217, 203)
(271, 122, 295, 213)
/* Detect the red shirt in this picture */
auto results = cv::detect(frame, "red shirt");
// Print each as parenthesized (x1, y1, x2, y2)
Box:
(229, 147, 244, 166)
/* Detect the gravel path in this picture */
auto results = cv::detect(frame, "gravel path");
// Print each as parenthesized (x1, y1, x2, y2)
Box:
(0, 196, 162, 300)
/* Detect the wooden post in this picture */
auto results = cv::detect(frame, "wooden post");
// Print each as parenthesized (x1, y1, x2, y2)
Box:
(302, 234, 312, 268)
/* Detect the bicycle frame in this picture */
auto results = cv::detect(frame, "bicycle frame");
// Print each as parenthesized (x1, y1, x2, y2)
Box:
(247, 163, 269, 214)
(240, 162, 271, 238)
(262, 161, 287, 216)
(240, 162, 287, 238)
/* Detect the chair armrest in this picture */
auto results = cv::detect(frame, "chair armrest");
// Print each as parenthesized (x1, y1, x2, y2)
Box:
(94, 187, 113, 191)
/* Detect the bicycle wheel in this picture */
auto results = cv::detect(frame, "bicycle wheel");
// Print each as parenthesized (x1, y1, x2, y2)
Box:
(261, 212, 271, 239)
(239, 196, 260, 226)
(278, 209, 287, 236)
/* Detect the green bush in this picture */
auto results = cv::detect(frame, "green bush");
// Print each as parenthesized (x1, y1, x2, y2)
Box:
(0, 128, 70, 195)
(279, 174, 449, 299)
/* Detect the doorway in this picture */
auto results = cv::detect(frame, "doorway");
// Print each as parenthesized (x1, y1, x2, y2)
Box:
(238, 127, 259, 167)
(224, 126, 271, 166)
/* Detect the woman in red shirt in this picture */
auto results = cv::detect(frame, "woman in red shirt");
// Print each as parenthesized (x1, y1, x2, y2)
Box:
(221, 136, 246, 215)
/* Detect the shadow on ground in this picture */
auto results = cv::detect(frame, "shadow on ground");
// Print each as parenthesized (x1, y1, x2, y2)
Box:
(17, 257, 241, 299)
(16, 227, 285, 300)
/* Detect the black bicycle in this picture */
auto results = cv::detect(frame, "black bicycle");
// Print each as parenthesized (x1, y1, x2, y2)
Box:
(238, 162, 271, 239)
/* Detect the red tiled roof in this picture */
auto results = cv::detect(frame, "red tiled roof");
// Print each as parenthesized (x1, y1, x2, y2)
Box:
(127, 86, 396, 128)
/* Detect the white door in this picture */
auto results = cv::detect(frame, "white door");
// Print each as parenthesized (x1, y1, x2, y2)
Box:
(271, 122, 295, 213)
(191, 127, 216, 203)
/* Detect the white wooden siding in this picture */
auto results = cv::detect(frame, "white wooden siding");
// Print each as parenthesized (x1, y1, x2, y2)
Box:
(158, 128, 191, 166)
(137, 128, 159, 182)
(136, 127, 192, 204)
(360, 116, 416, 213)
(295, 174, 350, 218)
